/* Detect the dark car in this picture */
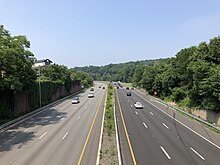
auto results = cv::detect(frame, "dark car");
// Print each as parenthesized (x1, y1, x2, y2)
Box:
(127, 92, 132, 96)
(126, 87, 129, 90)
(90, 88, 94, 91)
(103, 86, 105, 89)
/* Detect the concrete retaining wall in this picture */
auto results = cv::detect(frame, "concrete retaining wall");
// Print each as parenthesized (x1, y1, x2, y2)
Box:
(192, 109, 220, 126)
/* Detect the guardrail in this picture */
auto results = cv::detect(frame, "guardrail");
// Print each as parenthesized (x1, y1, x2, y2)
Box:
(0, 90, 83, 133)
(147, 94, 220, 131)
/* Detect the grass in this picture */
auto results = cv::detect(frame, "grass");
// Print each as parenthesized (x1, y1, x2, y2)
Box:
(110, 145, 116, 156)
(104, 84, 115, 136)
(99, 83, 118, 164)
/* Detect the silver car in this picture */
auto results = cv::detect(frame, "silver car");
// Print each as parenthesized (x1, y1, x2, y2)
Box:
(72, 97, 80, 104)
(88, 92, 94, 98)
(134, 101, 143, 109)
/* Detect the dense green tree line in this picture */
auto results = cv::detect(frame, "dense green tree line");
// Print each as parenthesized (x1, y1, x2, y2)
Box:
(132, 37, 220, 112)
(74, 59, 159, 82)
(75, 37, 220, 112)
(40, 65, 93, 88)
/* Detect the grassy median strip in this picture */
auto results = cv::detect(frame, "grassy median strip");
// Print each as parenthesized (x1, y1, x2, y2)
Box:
(99, 84, 118, 165)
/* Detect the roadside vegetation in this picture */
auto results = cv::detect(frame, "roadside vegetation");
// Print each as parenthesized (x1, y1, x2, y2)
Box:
(75, 36, 220, 115)
(99, 84, 118, 164)
(0, 25, 93, 124)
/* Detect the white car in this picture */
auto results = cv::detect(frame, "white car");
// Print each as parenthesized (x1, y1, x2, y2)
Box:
(134, 101, 143, 109)
(88, 92, 94, 98)
(72, 97, 80, 104)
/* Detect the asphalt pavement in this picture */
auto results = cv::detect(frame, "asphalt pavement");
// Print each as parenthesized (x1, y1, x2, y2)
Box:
(0, 83, 106, 165)
(115, 87, 220, 165)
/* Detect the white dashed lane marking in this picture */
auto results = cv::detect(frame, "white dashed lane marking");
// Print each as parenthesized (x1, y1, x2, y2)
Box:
(39, 132, 47, 139)
(163, 123, 169, 129)
(143, 123, 148, 129)
(190, 147, 205, 160)
(160, 146, 171, 159)
(62, 132, 68, 140)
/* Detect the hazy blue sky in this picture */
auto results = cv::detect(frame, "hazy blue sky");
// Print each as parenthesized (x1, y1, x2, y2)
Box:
(1, 0, 220, 67)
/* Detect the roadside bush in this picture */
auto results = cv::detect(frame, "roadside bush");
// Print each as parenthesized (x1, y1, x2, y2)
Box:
(171, 87, 187, 102)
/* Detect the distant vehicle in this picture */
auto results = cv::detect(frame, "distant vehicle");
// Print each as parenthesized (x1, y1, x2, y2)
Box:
(90, 88, 94, 91)
(72, 97, 80, 104)
(127, 92, 132, 96)
(99, 86, 101, 88)
(126, 87, 129, 90)
(88, 92, 94, 98)
(131, 87, 134, 90)
(134, 101, 143, 109)
(103, 86, 105, 89)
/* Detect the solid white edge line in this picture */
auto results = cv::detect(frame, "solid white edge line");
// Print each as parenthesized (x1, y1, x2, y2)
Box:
(160, 146, 171, 159)
(143, 123, 148, 129)
(62, 132, 68, 140)
(39, 132, 47, 139)
(96, 92, 108, 165)
(163, 123, 169, 129)
(190, 147, 205, 160)
(134, 91, 220, 150)
(114, 95, 122, 165)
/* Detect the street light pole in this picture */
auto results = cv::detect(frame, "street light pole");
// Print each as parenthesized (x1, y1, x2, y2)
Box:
(38, 66, 42, 107)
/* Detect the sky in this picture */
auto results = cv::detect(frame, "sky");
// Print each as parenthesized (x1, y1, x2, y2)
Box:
(1, 0, 220, 67)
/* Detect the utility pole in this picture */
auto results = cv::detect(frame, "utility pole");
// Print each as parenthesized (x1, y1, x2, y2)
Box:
(38, 66, 42, 107)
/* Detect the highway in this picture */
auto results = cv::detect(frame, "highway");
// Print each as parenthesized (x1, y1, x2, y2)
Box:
(115, 87, 220, 165)
(0, 83, 106, 165)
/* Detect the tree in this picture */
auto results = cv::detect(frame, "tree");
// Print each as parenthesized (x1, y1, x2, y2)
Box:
(140, 66, 156, 94)
(0, 25, 36, 91)
(208, 37, 220, 64)
(132, 65, 145, 87)
(69, 68, 78, 80)
(200, 65, 220, 112)
(73, 71, 93, 88)
(41, 64, 70, 84)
